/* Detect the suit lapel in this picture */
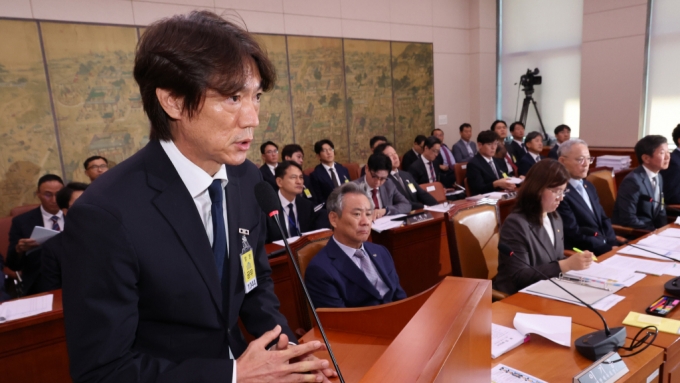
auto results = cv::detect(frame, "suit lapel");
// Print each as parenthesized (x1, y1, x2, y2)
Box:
(529, 219, 556, 257)
(582, 182, 601, 222)
(328, 241, 381, 299)
(639, 169, 655, 198)
(566, 183, 596, 219)
(225, 167, 243, 314)
(295, 196, 312, 232)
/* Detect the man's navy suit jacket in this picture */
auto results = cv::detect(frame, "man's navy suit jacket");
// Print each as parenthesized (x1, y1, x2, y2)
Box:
(61, 140, 294, 383)
(407, 157, 442, 185)
(466, 153, 509, 196)
(556, 179, 618, 255)
(265, 195, 330, 243)
(517, 152, 544, 176)
(304, 239, 406, 308)
(661, 149, 680, 205)
(309, 163, 350, 206)
(389, 170, 437, 210)
(259, 163, 278, 191)
(612, 166, 667, 231)
(6, 207, 45, 295)
(401, 149, 419, 172)
(548, 145, 559, 160)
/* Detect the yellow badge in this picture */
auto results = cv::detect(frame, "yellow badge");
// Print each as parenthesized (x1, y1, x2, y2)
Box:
(239, 235, 257, 294)
(344, 178, 349, 183)
(502, 172, 508, 178)
(304, 188, 312, 198)
(408, 182, 417, 193)
(512, 155, 516, 162)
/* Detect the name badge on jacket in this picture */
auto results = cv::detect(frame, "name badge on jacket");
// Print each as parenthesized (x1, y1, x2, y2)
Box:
(407, 182, 417, 193)
(239, 232, 257, 294)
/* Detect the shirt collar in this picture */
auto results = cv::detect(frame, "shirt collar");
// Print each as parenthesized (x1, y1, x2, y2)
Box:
(481, 153, 493, 162)
(278, 189, 295, 207)
(160, 139, 228, 198)
(642, 164, 659, 180)
(267, 163, 278, 172)
(332, 236, 366, 257)
(390, 170, 399, 176)
(514, 139, 523, 145)
(568, 178, 583, 189)
(41, 205, 63, 220)
(422, 156, 431, 165)
(322, 163, 336, 172)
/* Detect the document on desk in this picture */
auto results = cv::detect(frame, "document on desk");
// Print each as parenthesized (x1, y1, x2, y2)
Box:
(522, 279, 615, 305)
(29, 226, 59, 245)
(601, 254, 680, 276)
(371, 214, 406, 233)
(492, 323, 528, 359)
(513, 313, 571, 347)
(0, 294, 53, 323)
(675, 217, 680, 225)
(423, 202, 451, 213)
(637, 235, 680, 252)
(492, 364, 547, 383)
(659, 228, 680, 238)
(564, 262, 636, 283)
(504, 177, 523, 185)
(272, 228, 331, 246)
(617, 244, 673, 261)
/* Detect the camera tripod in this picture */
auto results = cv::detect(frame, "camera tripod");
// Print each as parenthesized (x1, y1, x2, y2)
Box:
(519, 88, 549, 141)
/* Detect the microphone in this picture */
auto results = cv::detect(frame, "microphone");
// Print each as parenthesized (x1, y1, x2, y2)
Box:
(499, 243, 626, 361)
(254, 181, 345, 383)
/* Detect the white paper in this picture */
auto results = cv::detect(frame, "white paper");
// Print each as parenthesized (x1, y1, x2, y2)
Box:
(423, 202, 451, 213)
(272, 228, 331, 246)
(513, 313, 571, 347)
(617, 244, 673, 261)
(675, 217, 680, 225)
(29, 226, 59, 245)
(0, 294, 53, 323)
(637, 235, 680, 252)
(505, 177, 523, 185)
(492, 364, 547, 383)
(371, 214, 406, 233)
(492, 324, 526, 359)
(426, 185, 435, 192)
(600, 254, 673, 276)
(564, 262, 636, 283)
(659, 228, 680, 238)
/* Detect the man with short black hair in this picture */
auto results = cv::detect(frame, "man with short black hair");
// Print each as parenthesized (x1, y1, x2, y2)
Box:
(354, 153, 411, 218)
(408, 136, 443, 184)
(661, 124, 680, 205)
(259, 141, 279, 191)
(401, 134, 426, 172)
(517, 131, 545, 176)
(282, 144, 317, 203)
(83, 156, 109, 182)
(369, 135, 387, 151)
(452, 123, 477, 163)
(264, 161, 330, 243)
(548, 124, 572, 160)
(374, 143, 436, 210)
(613, 135, 670, 230)
(466, 131, 517, 196)
(507, 122, 527, 164)
(309, 139, 350, 205)
(6, 174, 64, 296)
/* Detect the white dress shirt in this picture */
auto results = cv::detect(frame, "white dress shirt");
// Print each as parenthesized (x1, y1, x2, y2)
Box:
(41, 205, 65, 230)
(278, 190, 299, 237)
(267, 163, 277, 175)
(322, 163, 341, 185)
(543, 214, 555, 246)
(422, 157, 435, 182)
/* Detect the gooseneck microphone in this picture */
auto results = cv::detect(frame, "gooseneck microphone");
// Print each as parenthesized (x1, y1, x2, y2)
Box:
(254, 181, 345, 383)
(499, 243, 626, 361)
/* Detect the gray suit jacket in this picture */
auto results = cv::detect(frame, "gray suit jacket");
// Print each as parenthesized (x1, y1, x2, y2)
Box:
(493, 212, 565, 295)
(353, 176, 412, 215)
(452, 139, 477, 163)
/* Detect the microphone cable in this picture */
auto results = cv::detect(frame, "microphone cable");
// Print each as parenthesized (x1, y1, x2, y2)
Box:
(616, 325, 658, 359)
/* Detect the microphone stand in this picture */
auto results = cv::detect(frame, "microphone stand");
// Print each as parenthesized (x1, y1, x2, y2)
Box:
(271, 213, 345, 383)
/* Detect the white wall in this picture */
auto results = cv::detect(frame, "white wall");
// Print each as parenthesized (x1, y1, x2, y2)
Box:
(0, 0, 497, 148)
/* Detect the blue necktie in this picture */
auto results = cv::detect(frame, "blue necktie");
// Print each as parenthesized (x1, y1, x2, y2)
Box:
(287, 203, 300, 237)
(51, 216, 60, 231)
(208, 179, 226, 281)
(574, 180, 593, 213)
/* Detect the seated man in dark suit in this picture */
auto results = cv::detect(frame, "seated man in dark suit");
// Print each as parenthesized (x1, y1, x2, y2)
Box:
(39, 182, 89, 292)
(359, 136, 388, 177)
(408, 136, 443, 184)
(305, 182, 406, 308)
(613, 135, 670, 230)
(556, 139, 621, 255)
(258, 141, 279, 191)
(431, 128, 456, 187)
(507, 121, 527, 164)
(6, 174, 64, 296)
(354, 153, 411, 218)
(548, 124, 571, 160)
(374, 142, 437, 210)
(281, 143, 318, 204)
(265, 161, 330, 243)
(309, 139, 351, 205)
(661, 124, 680, 206)
(467, 130, 517, 196)
(452, 123, 477, 163)
(517, 131, 545, 176)
(401, 134, 426, 171)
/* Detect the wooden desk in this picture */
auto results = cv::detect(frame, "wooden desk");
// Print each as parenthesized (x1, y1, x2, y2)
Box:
(0, 290, 71, 383)
(504, 224, 680, 383)
(493, 301, 664, 383)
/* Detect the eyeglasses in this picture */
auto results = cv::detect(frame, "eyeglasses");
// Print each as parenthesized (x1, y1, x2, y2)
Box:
(285, 175, 304, 181)
(574, 156, 595, 165)
(370, 172, 388, 182)
(265, 150, 278, 155)
(548, 188, 570, 198)
(320, 148, 335, 153)
(87, 164, 108, 171)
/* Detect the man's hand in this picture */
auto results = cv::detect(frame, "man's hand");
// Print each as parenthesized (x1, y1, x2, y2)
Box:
(271, 333, 337, 382)
(439, 164, 449, 172)
(15, 238, 39, 254)
(373, 208, 387, 219)
(492, 179, 517, 192)
(237, 325, 331, 382)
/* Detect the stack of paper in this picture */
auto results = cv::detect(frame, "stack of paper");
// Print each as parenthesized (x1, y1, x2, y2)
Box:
(424, 202, 451, 213)
(564, 262, 636, 283)
(492, 324, 527, 358)
(371, 214, 406, 233)
(596, 155, 631, 171)
(601, 254, 680, 277)
(466, 192, 510, 201)
(520, 279, 625, 311)
(637, 235, 680, 252)
(0, 294, 53, 323)
(659, 228, 680, 238)
(513, 313, 571, 347)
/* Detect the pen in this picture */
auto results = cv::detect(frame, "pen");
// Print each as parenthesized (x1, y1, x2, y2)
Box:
(573, 247, 598, 262)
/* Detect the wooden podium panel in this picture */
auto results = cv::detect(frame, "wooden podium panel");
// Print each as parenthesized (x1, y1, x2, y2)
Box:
(493, 301, 664, 383)
(301, 277, 491, 382)
(0, 290, 71, 383)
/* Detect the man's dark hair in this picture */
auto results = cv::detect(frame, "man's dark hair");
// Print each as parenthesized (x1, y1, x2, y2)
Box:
(83, 155, 108, 170)
(56, 182, 89, 210)
(459, 123, 471, 132)
(477, 130, 500, 145)
(431, 128, 443, 135)
(525, 131, 542, 144)
(366, 153, 392, 172)
(38, 174, 64, 189)
(554, 124, 571, 135)
(635, 135, 668, 164)
(260, 141, 278, 154)
(369, 136, 387, 149)
(372, 142, 394, 155)
(509, 121, 524, 133)
(672, 124, 680, 147)
(133, 11, 276, 141)
(314, 139, 334, 154)
(281, 144, 304, 159)
(490, 120, 507, 131)
(414, 135, 427, 145)
(274, 161, 302, 179)
(423, 136, 441, 149)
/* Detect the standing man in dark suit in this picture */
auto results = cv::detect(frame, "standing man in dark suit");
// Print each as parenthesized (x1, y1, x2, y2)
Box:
(452, 123, 477, 163)
(374, 142, 437, 210)
(281, 143, 318, 204)
(548, 124, 571, 160)
(354, 153, 412, 218)
(507, 121, 527, 164)
(466, 131, 517, 196)
(401, 134, 426, 171)
(557, 139, 621, 255)
(661, 124, 680, 205)
(61, 11, 333, 383)
(305, 183, 406, 308)
(517, 131, 545, 176)
(613, 135, 670, 231)
(258, 141, 279, 191)
(6, 174, 64, 296)
(408, 136, 443, 184)
(309, 139, 350, 205)
(265, 161, 330, 243)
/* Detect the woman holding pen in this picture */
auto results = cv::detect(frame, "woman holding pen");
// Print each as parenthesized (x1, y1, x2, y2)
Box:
(494, 160, 595, 295)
